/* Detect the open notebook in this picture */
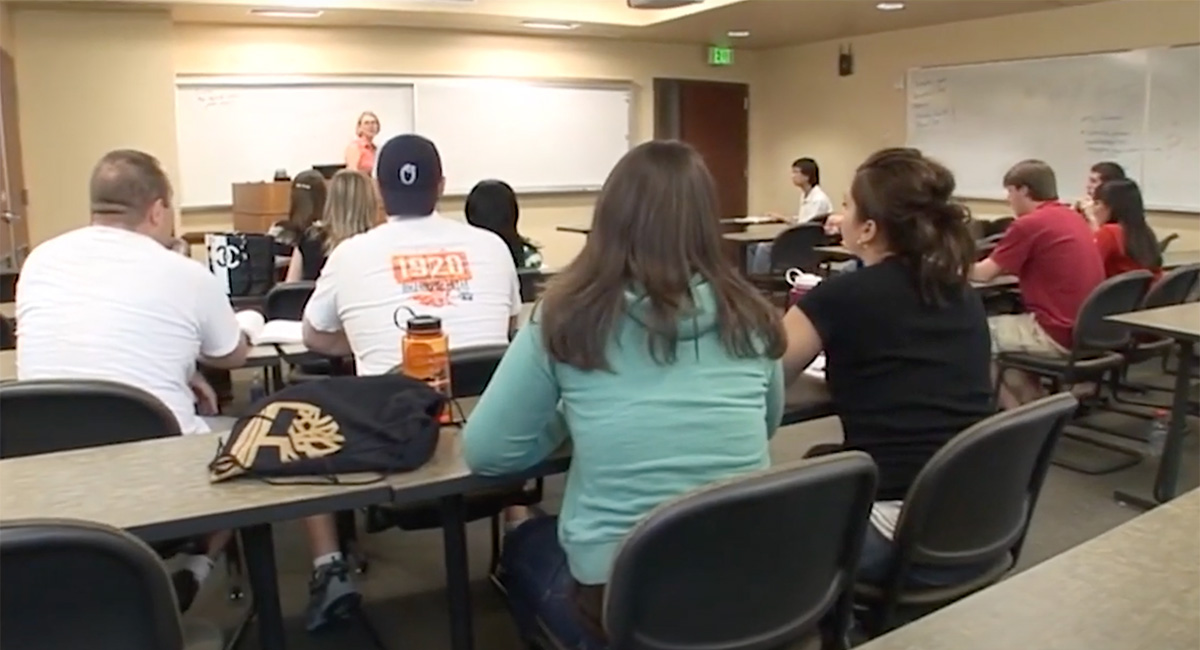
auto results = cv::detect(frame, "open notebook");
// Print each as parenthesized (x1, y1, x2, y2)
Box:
(235, 311, 303, 346)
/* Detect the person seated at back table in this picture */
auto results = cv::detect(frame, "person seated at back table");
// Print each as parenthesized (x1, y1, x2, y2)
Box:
(465, 179, 543, 270)
(15, 150, 364, 629)
(781, 147, 995, 586)
(970, 160, 1105, 410)
(1074, 160, 1126, 229)
(1091, 178, 1162, 280)
(286, 169, 379, 282)
(302, 133, 520, 372)
(751, 157, 836, 273)
(461, 140, 786, 649)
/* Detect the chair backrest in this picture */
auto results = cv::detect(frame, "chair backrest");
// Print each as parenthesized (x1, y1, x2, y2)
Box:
(264, 281, 316, 321)
(769, 224, 827, 273)
(0, 519, 186, 650)
(450, 345, 508, 398)
(517, 269, 546, 303)
(0, 379, 180, 459)
(1158, 233, 1179, 254)
(889, 393, 1076, 578)
(0, 314, 14, 350)
(982, 216, 1015, 238)
(604, 452, 878, 650)
(1073, 270, 1154, 353)
(1144, 264, 1200, 310)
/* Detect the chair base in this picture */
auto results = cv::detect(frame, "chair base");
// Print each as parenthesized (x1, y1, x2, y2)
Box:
(1051, 428, 1143, 475)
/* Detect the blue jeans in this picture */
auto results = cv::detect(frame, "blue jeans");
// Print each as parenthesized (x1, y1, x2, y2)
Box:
(498, 517, 606, 650)
(857, 525, 996, 587)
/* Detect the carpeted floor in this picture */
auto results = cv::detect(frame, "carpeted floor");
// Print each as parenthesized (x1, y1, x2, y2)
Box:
(188, 364, 1199, 650)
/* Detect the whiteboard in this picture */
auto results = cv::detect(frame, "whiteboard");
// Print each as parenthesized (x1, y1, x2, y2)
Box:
(907, 50, 1150, 205)
(174, 76, 633, 209)
(175, 79, 415, 208)
(1144, 45, 1200, 212)
(414, 80, 631, 195)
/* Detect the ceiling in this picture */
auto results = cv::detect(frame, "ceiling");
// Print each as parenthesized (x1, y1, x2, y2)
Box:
(11, 0, 1106, 48)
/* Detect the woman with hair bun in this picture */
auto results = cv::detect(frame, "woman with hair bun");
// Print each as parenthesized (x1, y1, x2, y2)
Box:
(781, 147, 995, 587)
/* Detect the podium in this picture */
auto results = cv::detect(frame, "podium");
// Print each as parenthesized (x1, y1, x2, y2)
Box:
(231, 181, 290, 233)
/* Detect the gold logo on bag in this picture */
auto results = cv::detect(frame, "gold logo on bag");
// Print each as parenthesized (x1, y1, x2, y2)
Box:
(210, 401, 344, 481)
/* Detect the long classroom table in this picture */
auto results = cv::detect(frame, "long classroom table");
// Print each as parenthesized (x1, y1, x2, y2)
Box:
(857, 488, 1200, 650)
(0, 375, 834, 650)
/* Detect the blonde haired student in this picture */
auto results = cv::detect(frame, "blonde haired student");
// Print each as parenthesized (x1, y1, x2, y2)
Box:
(286, 169, 380, 282)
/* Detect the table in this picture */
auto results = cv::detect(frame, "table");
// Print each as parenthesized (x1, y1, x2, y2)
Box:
(1107, 302, 1200, 508)
(555, 225, 591, 235)
(0, 432, 395, 650)
(857, 488, 1200, 650)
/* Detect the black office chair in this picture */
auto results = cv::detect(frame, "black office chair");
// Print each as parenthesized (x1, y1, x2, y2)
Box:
(368, 345, 543, 573)
(533, 452, 878, 650)
(518, 269, 551, 303)
(0, 519, 224, 650)
(854, 392, 1078, 636)
(981, 216, 1014, 238)
(1112, 264, 1200, 403)
(0, 380, 247, 601)
(994, 270, 1154, 474)
(0, 314, 14, 351)
(263, 281, 348, 384)
(750, 224, 828, 303)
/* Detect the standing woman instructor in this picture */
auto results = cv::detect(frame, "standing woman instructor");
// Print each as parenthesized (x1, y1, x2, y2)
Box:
(344, 111, 380, 175)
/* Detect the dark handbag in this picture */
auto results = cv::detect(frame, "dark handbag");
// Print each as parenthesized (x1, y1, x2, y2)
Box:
(206, 232, 276, 297)
(208, 374, 445, 483)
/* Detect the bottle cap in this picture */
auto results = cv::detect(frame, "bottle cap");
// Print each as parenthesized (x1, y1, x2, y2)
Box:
(407, 314, 442, 333)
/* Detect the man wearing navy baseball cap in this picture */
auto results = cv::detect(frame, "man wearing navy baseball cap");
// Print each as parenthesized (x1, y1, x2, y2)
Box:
(303, 134, 522, 376)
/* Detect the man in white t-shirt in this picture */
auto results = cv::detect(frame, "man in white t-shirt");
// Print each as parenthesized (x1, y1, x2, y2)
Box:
(751, 157, 836, 273)
(303, 134, 521, 375)
(16, 150, 355, 631)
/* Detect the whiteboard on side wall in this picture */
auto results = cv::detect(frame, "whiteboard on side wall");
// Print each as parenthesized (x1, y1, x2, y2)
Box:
(175, 78, 416, 208)
(1143, 45, 1200, 212)
(413, 80, 632, 195)
(907, 50, 1148, 204)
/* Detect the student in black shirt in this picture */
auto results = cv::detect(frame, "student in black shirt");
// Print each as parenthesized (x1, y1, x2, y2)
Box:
(286, 169, 379, 282)
(782, 147, 995, 586)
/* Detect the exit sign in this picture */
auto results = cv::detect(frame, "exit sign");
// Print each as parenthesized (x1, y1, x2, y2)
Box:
(708, 45, 734, 66)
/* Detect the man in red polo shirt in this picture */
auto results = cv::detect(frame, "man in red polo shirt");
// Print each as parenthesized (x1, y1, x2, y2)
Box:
(970, 159, 1104, 409)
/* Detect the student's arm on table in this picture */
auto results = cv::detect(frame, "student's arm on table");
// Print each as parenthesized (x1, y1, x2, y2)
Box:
(463, 319, 566, 476)
(781, 307, 824, 383)
(285, 249, 304, 283)
(196, 272, 251, 369)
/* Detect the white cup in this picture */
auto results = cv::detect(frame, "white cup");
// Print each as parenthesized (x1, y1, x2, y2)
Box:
(785, 268, 805, 287)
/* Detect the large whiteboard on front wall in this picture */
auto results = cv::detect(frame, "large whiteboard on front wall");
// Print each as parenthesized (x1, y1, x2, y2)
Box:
(175, 76, 633, 208)
(906, 46, 1200, 211)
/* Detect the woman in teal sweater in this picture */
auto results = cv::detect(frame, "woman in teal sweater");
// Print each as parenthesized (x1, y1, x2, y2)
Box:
(463, 140, 786, 648)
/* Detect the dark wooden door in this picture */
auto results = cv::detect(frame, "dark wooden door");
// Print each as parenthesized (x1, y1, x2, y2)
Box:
(673, 81, 749, 219)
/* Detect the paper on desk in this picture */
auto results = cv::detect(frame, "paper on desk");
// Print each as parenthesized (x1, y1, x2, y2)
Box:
(236, 310, 304, 345)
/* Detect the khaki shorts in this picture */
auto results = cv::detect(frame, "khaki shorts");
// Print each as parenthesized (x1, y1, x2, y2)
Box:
(988, 313, 1069, 357)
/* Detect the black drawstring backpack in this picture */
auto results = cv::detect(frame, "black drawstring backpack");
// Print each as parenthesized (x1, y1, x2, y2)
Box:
(208, 374, 446, 484)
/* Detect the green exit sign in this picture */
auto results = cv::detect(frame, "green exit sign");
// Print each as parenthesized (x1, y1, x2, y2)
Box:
(708, 45, 734, 66)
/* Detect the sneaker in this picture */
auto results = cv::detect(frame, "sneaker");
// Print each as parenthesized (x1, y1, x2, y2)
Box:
(305, 559, 361, 632)
(171, 569, 200, 613)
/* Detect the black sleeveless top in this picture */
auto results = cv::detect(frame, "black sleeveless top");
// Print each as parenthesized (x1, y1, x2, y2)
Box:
(297, 229, 329, 281)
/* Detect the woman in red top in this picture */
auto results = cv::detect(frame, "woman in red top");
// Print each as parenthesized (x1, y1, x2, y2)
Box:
(1093, 179, 1162, 279)
(343, 111, 380, 175)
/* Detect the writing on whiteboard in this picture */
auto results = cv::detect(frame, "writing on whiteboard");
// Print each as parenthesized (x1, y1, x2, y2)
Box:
(196, 92, 236, 108)
(911, 76, 953, 130)
(1079, 114, 1136, 156)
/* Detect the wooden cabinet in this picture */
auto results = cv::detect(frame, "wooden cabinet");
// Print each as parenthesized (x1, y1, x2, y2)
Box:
(231, 181, 290, 233)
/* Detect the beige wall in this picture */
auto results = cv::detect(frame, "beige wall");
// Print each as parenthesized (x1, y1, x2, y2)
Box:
(749, 0, 1200, 249)
(13, 9, 180, 245)
(0, 2, 14, 53)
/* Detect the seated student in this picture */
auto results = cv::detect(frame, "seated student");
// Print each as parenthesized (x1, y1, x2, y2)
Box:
(1092, 178, 1162, 280)
(461, 140, 785, 648)
(1074, 161, 1126, 228)
(16, 150, 361, 628)
(781, 147, 995, 586)
(302, 134, 521, 375)
(269, 170, 327, 255)
(970, 160, 1104, 410)
(286, 169, 379, 282)
(752, 157, 835, 273)
(465, 179, 543, 270)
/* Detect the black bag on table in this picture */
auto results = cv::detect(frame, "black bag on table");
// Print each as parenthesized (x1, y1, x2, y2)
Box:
(208, 374, 446, 483)
(205, 232, 276, 297)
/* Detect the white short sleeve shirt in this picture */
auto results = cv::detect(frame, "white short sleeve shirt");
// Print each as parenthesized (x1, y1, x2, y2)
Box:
(303, 213, 521, 376)
(798, 185, 834, 224)
(16, 226, 243, 435)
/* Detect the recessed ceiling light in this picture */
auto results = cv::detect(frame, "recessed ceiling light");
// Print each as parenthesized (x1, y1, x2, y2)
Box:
(521, 20, 580, 31)
(248, 8, 323, 18)
(875, 2, 905, 10)
(727, 30, 751, 38)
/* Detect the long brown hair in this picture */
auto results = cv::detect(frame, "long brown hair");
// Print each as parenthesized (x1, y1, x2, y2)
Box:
(289, 170, 327, 230)
(320, 169, 378, 252)
(851, 148, 975, 305)
(539, 140, 784, 371)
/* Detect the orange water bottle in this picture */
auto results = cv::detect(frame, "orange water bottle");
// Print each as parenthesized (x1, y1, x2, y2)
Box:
(402, 314, 452, 424)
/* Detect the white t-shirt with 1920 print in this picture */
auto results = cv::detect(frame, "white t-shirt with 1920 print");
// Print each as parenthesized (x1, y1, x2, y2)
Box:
(303, 213, 521, 376)
(15, 225, 244, 435)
